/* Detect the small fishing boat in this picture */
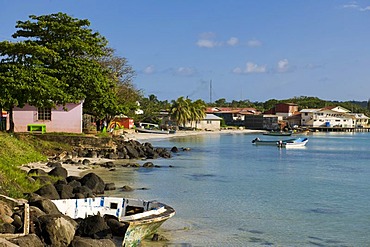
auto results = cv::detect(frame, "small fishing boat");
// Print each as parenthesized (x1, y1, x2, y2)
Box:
(252, 137, 295, 146)
(263, 130, 292, 136)
(252, 137, 308, 148)
(52, 197, 175, 247)
(282, 137, 308, 148)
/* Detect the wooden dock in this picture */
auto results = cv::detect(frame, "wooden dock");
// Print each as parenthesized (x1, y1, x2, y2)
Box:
(310, 127, 370, 132)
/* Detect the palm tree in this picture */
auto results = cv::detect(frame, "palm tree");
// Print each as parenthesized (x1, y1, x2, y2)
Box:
(170, 97, 206, 129)
(190, 99, 206, 129)
(170, 97, 191, 128)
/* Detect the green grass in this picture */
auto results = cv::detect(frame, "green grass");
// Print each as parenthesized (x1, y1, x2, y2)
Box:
(0, 132, 70, 198)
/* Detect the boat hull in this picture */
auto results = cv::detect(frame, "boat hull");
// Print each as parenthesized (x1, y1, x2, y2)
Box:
(51, 197, 175, 246)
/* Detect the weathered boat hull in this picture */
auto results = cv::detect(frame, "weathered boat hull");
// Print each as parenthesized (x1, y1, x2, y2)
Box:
(123, 206, 175, 246)
(51, 197, 175, 246)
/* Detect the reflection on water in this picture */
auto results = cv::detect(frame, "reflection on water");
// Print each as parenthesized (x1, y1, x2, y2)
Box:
(92, 132, 370, 246)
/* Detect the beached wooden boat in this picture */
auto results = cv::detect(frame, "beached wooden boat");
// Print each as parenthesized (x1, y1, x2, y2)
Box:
(263, 130, 292, 136)
(136, 128, 175, 134)
(252, 137, 308, 148)
(52, 197, 175, 247)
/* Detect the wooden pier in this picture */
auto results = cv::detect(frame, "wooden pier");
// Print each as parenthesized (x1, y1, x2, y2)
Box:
(310, 127, 370, 132)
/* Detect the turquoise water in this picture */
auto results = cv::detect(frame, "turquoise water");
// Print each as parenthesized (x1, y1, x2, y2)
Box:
(97, 132, 370, 246)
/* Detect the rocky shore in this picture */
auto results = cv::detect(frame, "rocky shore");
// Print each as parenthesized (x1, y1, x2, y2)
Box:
(0, 135, 186, 246)
(0, 129, 262, 246)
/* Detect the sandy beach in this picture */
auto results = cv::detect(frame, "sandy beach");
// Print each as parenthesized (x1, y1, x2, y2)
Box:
(126, 128, 264, 142)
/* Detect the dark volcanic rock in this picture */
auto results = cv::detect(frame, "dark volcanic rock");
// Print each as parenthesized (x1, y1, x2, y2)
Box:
(104, 183, 116, 191)
(36, 214, 77, 247)
(48, 167, 68, 179)
(35, 184, 60, 200)
(54, 184, 74, 199)
(9, 234, 44, 247)
(76, 215, 112, 239)
(79, 173, 105, 195)
(70, 236, 116, 247)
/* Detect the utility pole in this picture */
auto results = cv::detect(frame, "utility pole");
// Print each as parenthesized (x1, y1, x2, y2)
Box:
(210, 80, 212, 103)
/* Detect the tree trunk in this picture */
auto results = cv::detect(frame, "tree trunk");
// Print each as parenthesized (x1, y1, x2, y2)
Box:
(8, 106, 14, 133)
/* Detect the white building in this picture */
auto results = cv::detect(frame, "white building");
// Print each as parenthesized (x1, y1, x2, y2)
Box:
(185, 114, 222, 131)
(301, 106, 369, 128)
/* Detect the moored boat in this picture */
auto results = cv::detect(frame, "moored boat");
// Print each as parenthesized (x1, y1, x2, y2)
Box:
(252, 137, 308, 148)
(252, 137, 296, 146)
(51, 197, 175, 246)
(282, 137, 308, 148)
(263, 130, 292, 136)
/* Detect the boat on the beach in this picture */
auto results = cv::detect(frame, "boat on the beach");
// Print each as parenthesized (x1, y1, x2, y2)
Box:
(263, 130, 292, 136)
(136, 127, 175, 134)
(52, 197, 175, 247)
(252, 137, 308, 148)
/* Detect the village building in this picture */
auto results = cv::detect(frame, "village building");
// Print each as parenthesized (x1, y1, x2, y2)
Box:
(264, 103, 299, 118)
(184, 113, 222, 131)
(300, 106, 369, 128)
(10, 102, 84, 133)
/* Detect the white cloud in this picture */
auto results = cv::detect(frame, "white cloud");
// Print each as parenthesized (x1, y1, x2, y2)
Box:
(342, 2, 370, 11)
(342, 3, 359, 9)
(277, 59, 289, 73)
(143, 65, 155, 74)
(233, 62, 267, 74)
(247, 39, 262, 47)
(196, 39, 221, 48)
(227, 37, 239, 46)
(360, 6, 370, 11)
(173, 67, 197, 76)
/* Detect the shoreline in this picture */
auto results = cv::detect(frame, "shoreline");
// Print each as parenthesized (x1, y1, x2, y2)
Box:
(126, 128, 264, 142)
(23, 129, 264, 177)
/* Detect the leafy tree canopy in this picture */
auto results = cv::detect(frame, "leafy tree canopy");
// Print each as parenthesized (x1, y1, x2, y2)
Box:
(0, 12, 140, 131)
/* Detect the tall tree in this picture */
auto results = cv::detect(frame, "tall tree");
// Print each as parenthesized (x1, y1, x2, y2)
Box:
(0, 13, 128, 131)
(0, 41, 61, 131)
(170, 97, 191, 127)
(190, 99, 206, 128)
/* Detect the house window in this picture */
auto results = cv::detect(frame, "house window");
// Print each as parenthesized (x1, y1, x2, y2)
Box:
(38, 108, 51, 121)
(207, 120, 212, 124)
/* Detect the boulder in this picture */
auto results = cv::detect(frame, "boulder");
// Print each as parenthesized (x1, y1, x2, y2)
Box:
(0, 223, 15, 234)
(28, 168, 48, 176)
(70, 236, 116, 247)
(76, 215, 112, 239)
(9, 234, 44, 247)
(0, 238, 18, 247)
(143, 162, 154, 168)
(46, 162, 62, 168)
(72, 186, 94, 198)
(48, 167, 68, 179)
(36, 214, 77, 247)
(103, 215, 128, 237)
(171, 146, 179, 153)
(54, 184, 74, 199)
(104, 183, 116, 191)
(79, 173, 105, 195)
(124, 145, 140, 159)
(121, 185, 133, 192)
(67, 180, 82, 189)
(29, 199, 61, 215)
(35, 184, 60, 200)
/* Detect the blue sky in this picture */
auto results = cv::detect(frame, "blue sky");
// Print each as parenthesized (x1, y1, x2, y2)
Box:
(1, 1, 370, 103)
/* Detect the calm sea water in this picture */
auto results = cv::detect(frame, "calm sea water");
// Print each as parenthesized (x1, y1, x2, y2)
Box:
(95, 132, 370, 246)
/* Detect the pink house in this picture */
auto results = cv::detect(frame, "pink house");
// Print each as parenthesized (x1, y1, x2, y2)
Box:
(11, 102, 83, 133)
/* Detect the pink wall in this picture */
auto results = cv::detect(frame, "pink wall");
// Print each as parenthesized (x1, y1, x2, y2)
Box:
(12, 102, 83, 133)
